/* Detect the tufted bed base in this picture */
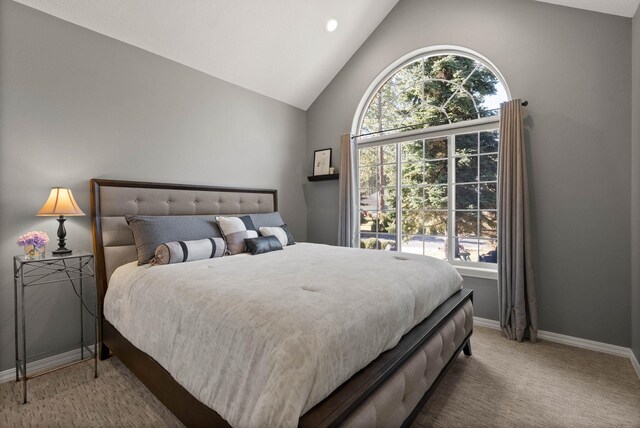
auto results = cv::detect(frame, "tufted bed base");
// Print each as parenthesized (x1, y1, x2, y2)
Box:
(90, 179, 473, 428)
(339, 300, 473, 427)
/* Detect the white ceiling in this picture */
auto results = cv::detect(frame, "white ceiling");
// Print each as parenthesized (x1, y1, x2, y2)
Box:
(13, 0, 640, 110)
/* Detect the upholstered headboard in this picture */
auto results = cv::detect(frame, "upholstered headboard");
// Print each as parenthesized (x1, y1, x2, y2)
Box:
(90, 178, 277, 314)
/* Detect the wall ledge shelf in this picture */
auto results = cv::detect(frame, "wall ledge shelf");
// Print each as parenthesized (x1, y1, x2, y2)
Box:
(308, 173, 339, 182)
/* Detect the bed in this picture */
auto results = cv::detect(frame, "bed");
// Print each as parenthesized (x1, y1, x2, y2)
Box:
(90, 178, 473, 428)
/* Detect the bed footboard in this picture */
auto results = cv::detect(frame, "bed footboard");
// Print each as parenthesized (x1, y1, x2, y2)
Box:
(300, 288, 473, 428)
(340, 300, 472, 428)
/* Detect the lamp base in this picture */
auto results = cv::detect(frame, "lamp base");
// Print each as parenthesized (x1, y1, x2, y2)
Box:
(52, 248, 72, 255)
(52, 216, 72, 256)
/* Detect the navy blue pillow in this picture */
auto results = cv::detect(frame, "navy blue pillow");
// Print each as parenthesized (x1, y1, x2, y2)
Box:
(244, 236, 283, 255)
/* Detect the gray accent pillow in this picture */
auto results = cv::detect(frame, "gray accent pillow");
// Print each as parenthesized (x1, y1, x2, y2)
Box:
(249, 212, 285, 230)
(126, 215, 223, 265)
(280, 224, 295, 246)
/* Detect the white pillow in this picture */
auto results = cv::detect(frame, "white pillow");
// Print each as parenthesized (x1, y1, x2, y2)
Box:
(259, 226, 288, 247)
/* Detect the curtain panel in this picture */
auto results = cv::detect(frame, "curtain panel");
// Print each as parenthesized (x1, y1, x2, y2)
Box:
(338, 133, 358, 247)
(498, 99, 538, 342)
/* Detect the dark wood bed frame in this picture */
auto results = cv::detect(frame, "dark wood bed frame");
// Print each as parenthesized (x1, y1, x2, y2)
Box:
(90, 178, 473, 428)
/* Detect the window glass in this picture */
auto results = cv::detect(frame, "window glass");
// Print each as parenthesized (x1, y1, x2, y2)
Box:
(359, 127, 499, 264)
(360, 55, 507, 138)
(357, 52, 506, 266)
(359, 147, 398, 251)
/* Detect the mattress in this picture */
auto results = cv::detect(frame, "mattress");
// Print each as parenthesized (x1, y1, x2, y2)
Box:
(104, 243, 463, 427)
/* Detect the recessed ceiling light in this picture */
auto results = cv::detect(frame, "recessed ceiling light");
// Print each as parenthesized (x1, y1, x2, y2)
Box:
(325, 18, 338, 32)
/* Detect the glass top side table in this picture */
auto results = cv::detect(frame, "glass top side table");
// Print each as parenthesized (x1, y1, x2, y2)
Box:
(13, 251, 97, 404)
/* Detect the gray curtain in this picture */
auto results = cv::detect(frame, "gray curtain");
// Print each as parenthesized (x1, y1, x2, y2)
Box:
(338, 133, 358, 247)
(498, 100, 538, 342)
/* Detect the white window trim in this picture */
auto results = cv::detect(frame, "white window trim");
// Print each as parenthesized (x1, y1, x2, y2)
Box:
(451, 262, 498, 280)
(356, 116, 500, 148)
(352, 47, 507, 280)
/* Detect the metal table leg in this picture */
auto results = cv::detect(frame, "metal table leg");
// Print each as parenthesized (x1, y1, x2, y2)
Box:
(79, 258, 84, 361)
(21, 264, 27, 404)
(13, 259, 19, 383)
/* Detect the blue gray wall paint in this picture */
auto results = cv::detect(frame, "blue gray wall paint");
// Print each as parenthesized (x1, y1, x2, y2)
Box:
(0, 0, 307, 372)
(306, 0, 632, 345)
(632, 6, 640, 364)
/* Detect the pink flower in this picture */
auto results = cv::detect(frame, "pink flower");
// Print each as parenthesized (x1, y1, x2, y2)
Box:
(16, 231, 49, 248)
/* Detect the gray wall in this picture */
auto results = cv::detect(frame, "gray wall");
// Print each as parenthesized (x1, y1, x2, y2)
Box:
(0, 0, 307, 372)
(632, 7, 640, 363)
(306, 0, 632, 345)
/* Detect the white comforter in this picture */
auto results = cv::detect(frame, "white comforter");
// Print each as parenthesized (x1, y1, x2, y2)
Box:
(104, 243, 462, 427)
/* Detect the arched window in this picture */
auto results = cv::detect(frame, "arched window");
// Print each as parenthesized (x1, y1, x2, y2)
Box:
(355, 48, 509, 273)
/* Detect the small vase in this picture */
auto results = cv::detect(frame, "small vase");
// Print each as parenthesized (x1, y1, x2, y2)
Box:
(24, 244, 46, 260)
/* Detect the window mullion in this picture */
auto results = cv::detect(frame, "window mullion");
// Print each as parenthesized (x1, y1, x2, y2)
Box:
(477, 136, 481, 238)
(396, 142, 402, 252)
(356, 148, 361, 248)
(448, 133, 455, 261)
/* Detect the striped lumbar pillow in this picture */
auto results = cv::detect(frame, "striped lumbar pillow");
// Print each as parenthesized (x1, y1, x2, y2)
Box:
(216, 215, 259, 255)
(152, 238, 226, 265)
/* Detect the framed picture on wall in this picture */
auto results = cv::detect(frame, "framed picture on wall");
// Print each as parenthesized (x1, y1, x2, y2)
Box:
(313, 148, 332, 176)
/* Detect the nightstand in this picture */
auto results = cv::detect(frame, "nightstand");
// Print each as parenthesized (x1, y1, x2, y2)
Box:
(13, 251, 97, 404)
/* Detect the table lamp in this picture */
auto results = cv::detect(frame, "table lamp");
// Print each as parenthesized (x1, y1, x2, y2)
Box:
(36, 187, 85, 255)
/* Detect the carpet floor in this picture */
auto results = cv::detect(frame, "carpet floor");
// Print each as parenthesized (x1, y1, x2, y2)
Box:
(1, 326, 639, 427)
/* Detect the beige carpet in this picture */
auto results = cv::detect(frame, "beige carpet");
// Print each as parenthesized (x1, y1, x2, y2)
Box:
(1, 327, 639, 427)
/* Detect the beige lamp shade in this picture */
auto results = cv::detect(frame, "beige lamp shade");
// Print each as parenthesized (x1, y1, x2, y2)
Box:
(36, 187, 85, 216)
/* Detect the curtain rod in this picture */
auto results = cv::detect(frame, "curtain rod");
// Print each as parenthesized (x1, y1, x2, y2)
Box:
(352, 100, 529, 140)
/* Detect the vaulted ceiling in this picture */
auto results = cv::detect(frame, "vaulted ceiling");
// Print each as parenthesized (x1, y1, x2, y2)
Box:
(13, 0, 640, 110)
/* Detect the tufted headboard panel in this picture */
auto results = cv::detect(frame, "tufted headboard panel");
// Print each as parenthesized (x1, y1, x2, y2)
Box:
(90, 179, 277, 317)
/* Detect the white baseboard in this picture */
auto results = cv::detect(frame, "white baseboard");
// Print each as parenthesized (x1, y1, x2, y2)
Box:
(536, 329, 630, 357)
(473, 316, 629, 356)
(473, 316, 501, 330)
(474, 316, 639, 379)
(0, 346, 94, 384)
(631, 351, 640, 380)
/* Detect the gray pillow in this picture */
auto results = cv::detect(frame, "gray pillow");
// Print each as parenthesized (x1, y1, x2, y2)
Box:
(126, 215, 222, 265)
(280, 224, 295, 246)
(249, 212, 285, 230)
